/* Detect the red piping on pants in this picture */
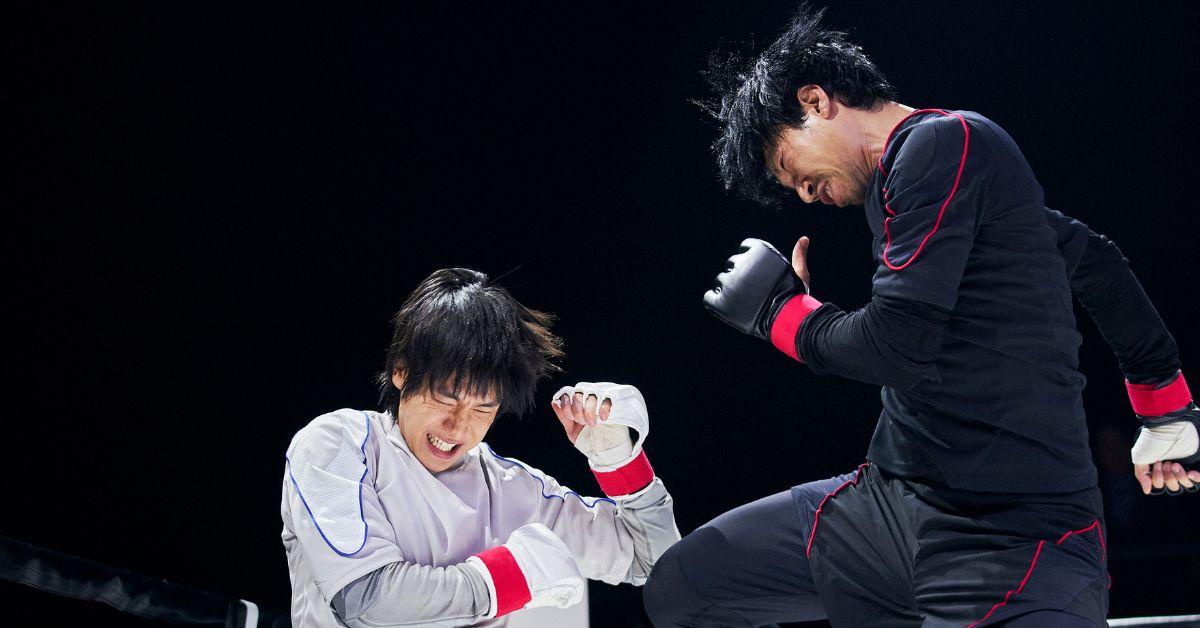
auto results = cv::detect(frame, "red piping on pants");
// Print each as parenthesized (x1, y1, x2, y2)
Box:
(966, 519, 1106, 627)
(804, 463, 869, 558)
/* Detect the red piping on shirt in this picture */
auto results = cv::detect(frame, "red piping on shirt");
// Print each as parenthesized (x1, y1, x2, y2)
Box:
(876, 109, 971, 271)
(805, 463, 869, 558)
(966, 519, 1106, 627)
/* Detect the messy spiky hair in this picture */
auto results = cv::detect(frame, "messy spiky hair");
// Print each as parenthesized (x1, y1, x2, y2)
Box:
(377, 268, 563, 418)
(703, 4, 897, 207)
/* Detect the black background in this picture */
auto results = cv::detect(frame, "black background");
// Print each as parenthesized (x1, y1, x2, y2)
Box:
(7, 2, 1200, 626)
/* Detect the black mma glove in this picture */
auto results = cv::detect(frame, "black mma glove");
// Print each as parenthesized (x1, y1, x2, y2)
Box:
(703, 238, 822, 361)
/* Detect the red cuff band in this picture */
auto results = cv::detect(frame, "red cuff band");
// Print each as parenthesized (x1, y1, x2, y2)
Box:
(592, 450, 654, 497)
(1126, 373, 1192, 417)
(473, 545, 531, 617)
(769, 294, 824, 361)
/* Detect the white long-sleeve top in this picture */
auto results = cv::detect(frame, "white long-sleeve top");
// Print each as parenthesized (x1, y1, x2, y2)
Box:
(280, 408, 679, 627)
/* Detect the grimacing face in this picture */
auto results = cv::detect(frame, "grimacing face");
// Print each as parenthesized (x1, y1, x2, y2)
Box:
(768, 86, 874, 208)
(392, 371, 499, 473)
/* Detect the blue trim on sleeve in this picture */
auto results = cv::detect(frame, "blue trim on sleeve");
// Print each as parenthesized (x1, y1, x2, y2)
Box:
(483, 443, 616, 508)
(285, 411, 372, 557)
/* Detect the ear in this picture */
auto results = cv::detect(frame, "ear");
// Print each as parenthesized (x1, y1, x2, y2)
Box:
(391, 367, 405, 390)
(796, 84, 833, 119)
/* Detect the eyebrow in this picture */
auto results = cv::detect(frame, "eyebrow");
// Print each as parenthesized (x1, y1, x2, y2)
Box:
(437, 389, 500, 407)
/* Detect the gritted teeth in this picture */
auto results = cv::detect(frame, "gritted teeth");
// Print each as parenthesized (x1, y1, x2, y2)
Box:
(427, 433, 459, 452)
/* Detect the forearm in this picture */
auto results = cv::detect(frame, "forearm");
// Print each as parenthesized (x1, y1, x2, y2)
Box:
(534, 469, 677, 586)
(795, 295, 950, 389)
(545, 382, 680, 585)
(333, 560, 489, 627)
(1072, 235, 1179, 384)
(614, 478, 681, 586)
(1044, 208, 1180, 383)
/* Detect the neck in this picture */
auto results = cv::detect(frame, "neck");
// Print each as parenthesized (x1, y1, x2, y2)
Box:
(860, 101, 916, 173)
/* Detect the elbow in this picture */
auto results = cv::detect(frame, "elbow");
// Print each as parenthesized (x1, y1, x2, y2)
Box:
(865, 296, 948, 390)
(880, 360, 935, 391)
(331, 588, 370, 625)
(869, 324, 940, 390)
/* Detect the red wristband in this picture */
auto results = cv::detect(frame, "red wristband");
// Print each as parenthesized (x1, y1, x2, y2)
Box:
(472, 545, 531, 617)
(769, 294, 824, 361)
(1126, 372, 1192, 417)
(592, 450, 654, 497)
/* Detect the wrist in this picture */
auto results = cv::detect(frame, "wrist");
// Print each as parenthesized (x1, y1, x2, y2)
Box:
(467, 545, 532, 619)
(590, 450, 654, 497)
(1127, 371, 1192, 418)
(768, 294, 824, 361)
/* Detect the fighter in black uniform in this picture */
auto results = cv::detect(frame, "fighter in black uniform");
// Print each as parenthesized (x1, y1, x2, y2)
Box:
(642, 7, 1199, 627)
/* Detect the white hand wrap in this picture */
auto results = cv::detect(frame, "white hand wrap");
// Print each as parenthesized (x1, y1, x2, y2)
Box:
(1127, 373, 1200, 468)
(1131, 417, 1200, 465)
(553, 382, 655, 497)
(465, 523, 584, 618)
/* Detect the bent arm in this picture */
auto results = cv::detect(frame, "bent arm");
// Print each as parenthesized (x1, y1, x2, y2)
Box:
(796, 296, 950, 389)
(285, 412, 490, 626)
(611, 478, 680, 585)
(538, 474, 681, 586)
(544, 478, 680, 587)
(780, 113, 970, 387)
(1043, 207, 1180, 384)
(333, 561, 489, 628)
(505, 457, 680, 586)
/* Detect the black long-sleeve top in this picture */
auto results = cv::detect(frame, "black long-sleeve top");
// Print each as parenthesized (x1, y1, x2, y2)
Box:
(793, 109, 1179, 493)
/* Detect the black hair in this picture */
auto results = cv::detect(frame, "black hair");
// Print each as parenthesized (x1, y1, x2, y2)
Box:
(702, 4, 897, 207)
(376, 268, 563, 418)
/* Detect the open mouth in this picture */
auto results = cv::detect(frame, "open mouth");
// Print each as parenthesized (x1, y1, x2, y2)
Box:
(425, 433, 462, 459)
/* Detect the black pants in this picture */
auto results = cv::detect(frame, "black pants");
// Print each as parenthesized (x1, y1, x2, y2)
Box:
(643, 464, 1109, 627)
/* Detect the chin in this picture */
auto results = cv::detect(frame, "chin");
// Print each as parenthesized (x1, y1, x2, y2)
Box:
(839, 187, 865, 207)
(420, 454, 458, 473)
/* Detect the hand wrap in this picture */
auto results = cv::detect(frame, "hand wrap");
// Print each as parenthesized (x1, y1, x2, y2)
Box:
(465, 523, 584, 618)
(1128, 371, 1200, 495)
(553, 382, 655, 498)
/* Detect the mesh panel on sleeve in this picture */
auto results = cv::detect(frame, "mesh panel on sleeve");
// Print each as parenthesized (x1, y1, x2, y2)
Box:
(290, 413, 370, 556)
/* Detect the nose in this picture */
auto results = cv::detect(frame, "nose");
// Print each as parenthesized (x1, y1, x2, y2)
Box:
(796, 180, 816, 204)
(442, 407, 470, 438)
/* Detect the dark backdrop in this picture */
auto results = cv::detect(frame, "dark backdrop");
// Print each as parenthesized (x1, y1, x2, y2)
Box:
(7, 2, 1200, 626)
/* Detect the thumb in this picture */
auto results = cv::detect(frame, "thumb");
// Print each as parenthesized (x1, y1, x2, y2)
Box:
(791, 236, 811, 291)
(1134, 463, 1152, 495)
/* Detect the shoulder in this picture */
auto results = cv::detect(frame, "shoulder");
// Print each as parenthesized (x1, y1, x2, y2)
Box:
(476, 443, 568, 494)
(286, 408, 373, 469)
(884, 110, 971, 176)
(476, 443, 547, 480)
(476, 443, 615, 508)
(888, 110, 1017, 169)
(880, 110, 989, 207)
(284, 410, 378, 557)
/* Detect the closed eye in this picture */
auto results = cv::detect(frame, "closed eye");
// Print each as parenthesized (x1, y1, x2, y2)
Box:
(775, 154, 791, 188)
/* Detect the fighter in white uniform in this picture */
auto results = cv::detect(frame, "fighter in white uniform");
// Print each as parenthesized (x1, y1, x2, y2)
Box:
(280, 268, 680, 627)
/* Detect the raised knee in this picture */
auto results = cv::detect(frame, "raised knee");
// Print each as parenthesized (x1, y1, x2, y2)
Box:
(643, 540, 696, 626)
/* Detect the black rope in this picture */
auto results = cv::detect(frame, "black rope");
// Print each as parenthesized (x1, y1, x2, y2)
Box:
(0, 535, 286, 627)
